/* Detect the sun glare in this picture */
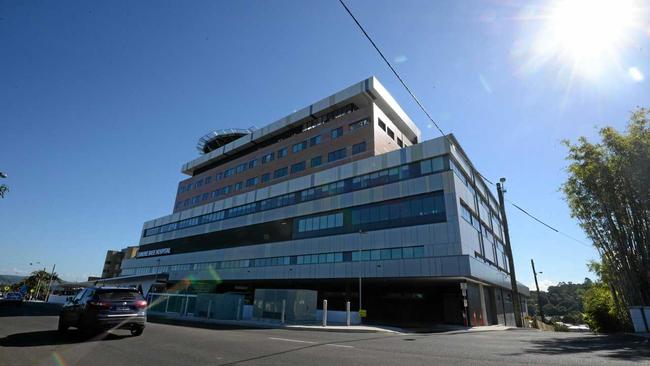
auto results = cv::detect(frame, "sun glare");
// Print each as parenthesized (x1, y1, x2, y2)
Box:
(532, 0, 642, 79)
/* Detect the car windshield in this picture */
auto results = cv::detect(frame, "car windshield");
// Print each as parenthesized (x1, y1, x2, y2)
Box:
(95, 290, 142, 301)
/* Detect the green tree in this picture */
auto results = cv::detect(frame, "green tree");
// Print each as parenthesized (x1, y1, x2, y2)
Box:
(583, 282, 621, 333)
(563, 108, 650, 321)
(17, 270, 62, 300)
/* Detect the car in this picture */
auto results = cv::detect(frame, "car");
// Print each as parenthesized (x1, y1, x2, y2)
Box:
(2, 292, 23, 306)
(58, 286, 147, 336)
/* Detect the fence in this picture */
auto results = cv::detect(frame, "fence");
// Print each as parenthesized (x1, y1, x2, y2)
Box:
(147, 293, 197, 316)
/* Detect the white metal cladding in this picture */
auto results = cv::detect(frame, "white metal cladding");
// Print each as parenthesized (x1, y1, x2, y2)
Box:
(139, 172, 447, 246)
(143, 134, 449, 232)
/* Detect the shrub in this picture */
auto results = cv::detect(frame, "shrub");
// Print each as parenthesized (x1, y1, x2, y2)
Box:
(582, 284, 620, 333)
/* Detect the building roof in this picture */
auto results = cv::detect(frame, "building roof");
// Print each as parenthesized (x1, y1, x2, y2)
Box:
(181, 76, 421, 175)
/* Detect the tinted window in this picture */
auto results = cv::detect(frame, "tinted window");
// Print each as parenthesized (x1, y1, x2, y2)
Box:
(95, 290, 143, 301)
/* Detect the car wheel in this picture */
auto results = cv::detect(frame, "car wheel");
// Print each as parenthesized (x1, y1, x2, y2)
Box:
(130, 326, 144, 336)
(57, 317, 69, 332)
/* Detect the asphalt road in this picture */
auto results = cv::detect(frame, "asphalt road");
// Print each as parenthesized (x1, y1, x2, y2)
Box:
(1, 303, 649, 366)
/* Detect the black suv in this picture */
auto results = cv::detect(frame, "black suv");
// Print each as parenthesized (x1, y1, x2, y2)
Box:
(58, 286, 147, 336)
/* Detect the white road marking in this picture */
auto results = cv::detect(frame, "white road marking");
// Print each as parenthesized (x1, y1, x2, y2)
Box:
(325, 344, 354, 348)
(269, 337, 316, 344)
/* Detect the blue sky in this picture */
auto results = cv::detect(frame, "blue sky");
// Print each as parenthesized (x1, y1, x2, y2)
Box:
(1, 0, 648, 289)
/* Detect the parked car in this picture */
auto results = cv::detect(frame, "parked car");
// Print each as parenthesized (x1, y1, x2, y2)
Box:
(58, 286, 147, 336)
(2, 292, 23, 305)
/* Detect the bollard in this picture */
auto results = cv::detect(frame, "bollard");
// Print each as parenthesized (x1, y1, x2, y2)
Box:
(322, 299, 328, 327)
(281, 299, 286, 324)
(207, 300, 212, 319)
(346, 301, 351, 326)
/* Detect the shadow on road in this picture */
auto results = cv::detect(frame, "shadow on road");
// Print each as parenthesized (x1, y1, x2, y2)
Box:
(523, 334, 650, 361)
(0, 302, 62, 317)
(0, 330, 130, 347)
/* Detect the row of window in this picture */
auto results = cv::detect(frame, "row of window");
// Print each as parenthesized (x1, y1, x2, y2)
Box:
(121, 245, 425, 276)
(450, 159, 503, 240)
(460, 201, 508, 272)
(377, 118, 404, 147)
(178, 116, 370, 195)
(297, 212, 344, 233)
(292, 192, 446, 239)
(302, 103, 358, 132)
(176, 140, 368, 210)
(147, 155, 448, 237)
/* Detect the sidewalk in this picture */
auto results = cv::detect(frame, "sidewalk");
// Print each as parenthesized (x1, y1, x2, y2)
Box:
(148, 312, 514, 334)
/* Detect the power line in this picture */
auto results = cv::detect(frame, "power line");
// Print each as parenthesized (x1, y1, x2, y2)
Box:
(337, 0, 593, 251)
(337, 0, 447, 139)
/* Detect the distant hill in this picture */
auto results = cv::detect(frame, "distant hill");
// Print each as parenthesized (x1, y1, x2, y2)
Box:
(0, 274, 25, 284)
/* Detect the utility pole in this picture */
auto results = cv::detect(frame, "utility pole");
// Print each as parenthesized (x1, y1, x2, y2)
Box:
(531, 259, 545, 322)
(496, 178, 523, 328)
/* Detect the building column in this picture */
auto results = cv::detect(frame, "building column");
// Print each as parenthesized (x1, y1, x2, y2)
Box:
(479, 285, 488, 326)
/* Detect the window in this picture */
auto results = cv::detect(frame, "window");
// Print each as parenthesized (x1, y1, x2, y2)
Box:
(246, 177, 259, 187)
(330, 127, 343, 140)
(195, 179, 203, 188)
(277, 147, 288, 158)
(460, 204, 473, 224)
(397, 138, 403, 147)
(292, 141, 308, 153)
(215, 172, 223, 181)
(201, 193, 209, 201)
(352, 141, 367, 155)
(261, 173, 270, 183)
(310, 156, 322, 167)
(273, 167, 288, 179)
(349, 119, 368, 131)
(224, 168, 234, 177)
(291, 161, 306, 174)
(204, 176, 212, 184)
(310, 135, 321, 146)
(262, 153, 274, 164)
(248, 159, 258, 169)
(378, 119, 386, 131)
(235, 163, 247, 174)
(234, 181, 243, 191)
(386, 127, 395, 139)
(328, 148, 347, 162)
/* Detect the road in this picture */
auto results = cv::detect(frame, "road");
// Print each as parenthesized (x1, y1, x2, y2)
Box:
(1, 303, 648, 366)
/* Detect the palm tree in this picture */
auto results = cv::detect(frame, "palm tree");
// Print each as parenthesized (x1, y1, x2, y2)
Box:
(21, 270, 62, 300)
(0, 171, 7, 198)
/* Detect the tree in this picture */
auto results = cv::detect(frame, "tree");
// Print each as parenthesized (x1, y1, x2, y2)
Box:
(583, 282, 621, 333)
(17, 270, 62, 300)
(0, 184, 7, 198)
(563, 108, 650, 321)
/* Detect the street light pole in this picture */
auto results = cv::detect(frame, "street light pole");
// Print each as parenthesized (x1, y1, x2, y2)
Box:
(496, 178, 523, 328)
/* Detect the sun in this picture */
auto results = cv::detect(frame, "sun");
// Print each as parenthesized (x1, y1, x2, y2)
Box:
(532, 0, 641, 79)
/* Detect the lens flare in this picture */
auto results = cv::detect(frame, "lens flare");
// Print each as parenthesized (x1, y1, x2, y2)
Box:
(51, 352, 68, 366)
(516, 0, 647, 82)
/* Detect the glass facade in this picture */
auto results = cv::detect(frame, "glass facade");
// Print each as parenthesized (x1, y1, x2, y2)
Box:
(121, 245, 426, 276)
(144, 155, 448, 237)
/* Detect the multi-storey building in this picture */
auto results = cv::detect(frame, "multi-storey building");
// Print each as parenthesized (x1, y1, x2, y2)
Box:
(120, 77, 528, 326)
(101, 246, 138, 278)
